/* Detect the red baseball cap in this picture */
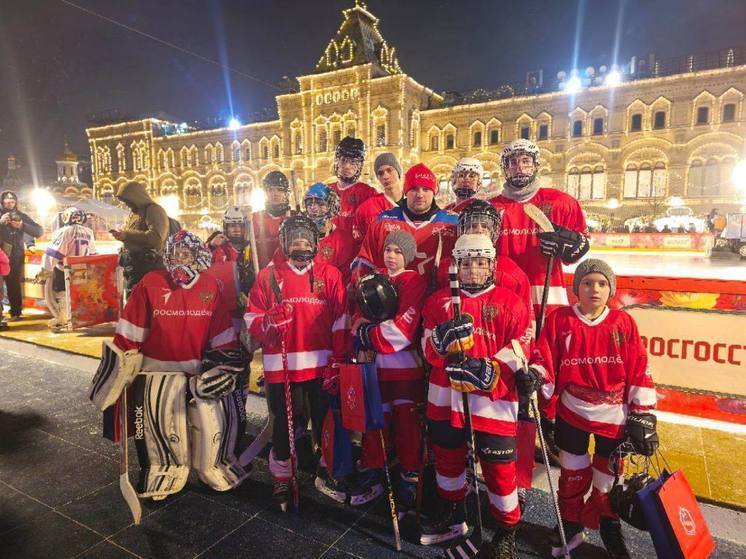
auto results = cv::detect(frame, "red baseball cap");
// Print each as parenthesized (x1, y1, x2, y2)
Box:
(403, 163, 437, 194)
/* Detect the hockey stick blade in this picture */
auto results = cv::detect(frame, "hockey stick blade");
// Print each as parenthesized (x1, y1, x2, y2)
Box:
(239, 417, 272, 467)
(445, 532, 482, 559)
(523, 203, 555, 233)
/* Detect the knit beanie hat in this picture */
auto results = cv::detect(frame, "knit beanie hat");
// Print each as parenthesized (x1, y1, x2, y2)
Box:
(573, 258, 616, 297)
(384, 230, 417, 266)
(374, 153, 402, 178)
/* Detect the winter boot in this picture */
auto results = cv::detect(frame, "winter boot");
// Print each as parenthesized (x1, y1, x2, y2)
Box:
(273, 478, 290, 512)
(349, 466, 383, 506)
(599, 517, 631, 559)
(477, 524, 518, 559)
(550, 520, 586, 557)
(314, 465, 349, 504)
(395, 470, 418, 519)
(419, 495, 468, 545)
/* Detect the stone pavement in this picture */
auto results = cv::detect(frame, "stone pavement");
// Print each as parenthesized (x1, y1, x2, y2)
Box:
(1, 340, 744, 559)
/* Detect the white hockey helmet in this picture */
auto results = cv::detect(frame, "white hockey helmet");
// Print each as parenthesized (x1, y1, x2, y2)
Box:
(223, 206, 246, 225)
(452, 233, 497, 261)
(500, 139, 540, 189)
(450, 157, 484, 190)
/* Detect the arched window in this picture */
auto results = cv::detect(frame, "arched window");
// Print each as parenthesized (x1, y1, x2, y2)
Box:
(273, 143, 280, 159)
(567, 166, 605, 200)
(183, 179, 202, 208)
(210, 181, 228, 210)
(624, 162, 667, 198)
(318, 129, 328, 153)
(430, 135, 439, 151)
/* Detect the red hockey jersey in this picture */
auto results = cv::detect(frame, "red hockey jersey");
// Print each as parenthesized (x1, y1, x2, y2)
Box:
(251, 209, 292, 270)
(114, 270, 237, 375)
(354, 269, 426, 382)
(209, 242, 239, 264)
(317, 227, 357, 286)
(329, 181, 377, 235)
(245, 258, 347, 384)
(352, 192, 397, 242)
(531, 305, 656, 439)
(489, 189, 588, 319)
(422, 285, 532, 436)
(351, 206, 458, 286)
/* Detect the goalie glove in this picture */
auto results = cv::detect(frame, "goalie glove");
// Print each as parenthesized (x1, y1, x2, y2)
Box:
(626, 412, 659, 456)
(515, 366, 543, 397)
(431, 315, 474, 356)
(190, 365, 242, 399)
(538, 224, 589, 263)
(445, 357, 499, 393)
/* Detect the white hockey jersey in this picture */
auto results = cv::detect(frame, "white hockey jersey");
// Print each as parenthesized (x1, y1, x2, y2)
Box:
(43, 224, 97, 271)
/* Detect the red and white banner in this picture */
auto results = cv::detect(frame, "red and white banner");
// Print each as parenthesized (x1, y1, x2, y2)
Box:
(67, 254, 121, 328)
(589, 232, 714, 251)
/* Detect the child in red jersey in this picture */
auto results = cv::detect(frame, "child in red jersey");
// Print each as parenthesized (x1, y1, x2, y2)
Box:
(530, 259, 657, 558)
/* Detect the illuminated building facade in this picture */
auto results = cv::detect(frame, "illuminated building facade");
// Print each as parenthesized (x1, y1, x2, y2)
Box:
(87, 2, 746, 227)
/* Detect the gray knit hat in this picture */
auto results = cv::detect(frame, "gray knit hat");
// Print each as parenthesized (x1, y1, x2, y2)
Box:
(573, 258, 616, 297)
(384, 230, 416, 266)
(374, 153, 402, 178)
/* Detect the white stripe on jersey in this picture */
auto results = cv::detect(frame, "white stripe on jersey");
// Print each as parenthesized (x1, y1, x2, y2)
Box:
(115, 319, 149, 342)
(263, 350, 331, 372)
(141, 356, 201, 375)
(561, 391, 627, 427)
(529, 285, 568, 306)
(379, 320, 410, 352)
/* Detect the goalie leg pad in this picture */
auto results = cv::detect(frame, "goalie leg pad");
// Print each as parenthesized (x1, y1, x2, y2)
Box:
(89, 340, 144, 411)
(188, 389, 248, 492)
(133, 373, 190, 499)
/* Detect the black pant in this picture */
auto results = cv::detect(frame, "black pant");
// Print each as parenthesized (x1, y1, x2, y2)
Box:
(555, 415, 624, 459)
(429, 419, 516, 463)
(5, 264, 23, 316)
(267, 379, 327, 462)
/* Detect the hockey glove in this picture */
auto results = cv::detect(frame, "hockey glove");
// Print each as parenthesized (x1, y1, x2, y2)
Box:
(538, 224, 589, 263)
(202, 348, 244, 370)
(190, 365, 242, 399)
(261, 303, 293, 343)
(446, 357, 499, 393)
(355, 323, 376, 352)
(431, 315, 474, 356)
(626, 412, 659, 456)
(515, 366, 543, 397)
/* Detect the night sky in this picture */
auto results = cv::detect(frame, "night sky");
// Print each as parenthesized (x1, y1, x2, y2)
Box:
(1, 0, 744, 183)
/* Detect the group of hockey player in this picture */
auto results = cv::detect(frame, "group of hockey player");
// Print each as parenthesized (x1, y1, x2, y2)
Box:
(89, 135, 658, 559)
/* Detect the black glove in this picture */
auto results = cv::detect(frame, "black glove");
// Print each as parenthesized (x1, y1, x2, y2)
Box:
(626, 412, 659, 456)
(445, 357, 498, 392)
(538, 224, 589, 263)
(355, 323, 376, 352)
(515, 366, 543, 397)
(431, 315, 474, 356)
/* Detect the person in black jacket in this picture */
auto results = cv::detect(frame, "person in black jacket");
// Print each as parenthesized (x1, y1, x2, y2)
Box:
(0, 191, 43, 319)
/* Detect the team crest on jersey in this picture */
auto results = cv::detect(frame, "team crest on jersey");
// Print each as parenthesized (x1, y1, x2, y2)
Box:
(313, 279, 325, 295)
(199, 291, 214, 304)
(321, 245, 334, 260)
(482, 304, 499, 322)
(348, 194, 358, 206)
(382, 222, 402, 233)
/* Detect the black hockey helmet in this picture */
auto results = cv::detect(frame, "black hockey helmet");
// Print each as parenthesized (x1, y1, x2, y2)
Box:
(335, 136, 365, 162)
(458, 199, 502, 243)
(278, 213, 319, 258)
(262, 170, 290, 192)
(356, 273, 399, 322)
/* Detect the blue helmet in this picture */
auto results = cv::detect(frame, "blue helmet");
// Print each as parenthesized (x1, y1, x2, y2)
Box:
(303, 183, 340, 232)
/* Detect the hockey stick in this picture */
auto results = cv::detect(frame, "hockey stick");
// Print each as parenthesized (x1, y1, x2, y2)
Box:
(269, 271, 300, 513)
(445, 263, 483, 559)
(119, 387, 142, 524)
(414, 401, 427, 527)
(510, 339, 570, 559)
(357, 347, 401, 551)
(523, 203, 555, 338)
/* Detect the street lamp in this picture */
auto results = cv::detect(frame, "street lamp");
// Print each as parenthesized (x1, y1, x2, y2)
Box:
(31, 187, 56, 220)
(228, 117, 241, 131)
(666, 196, 684, 208)
(606, 197, 620, 230)
(250, 188, 266, 212)
(157, 194, 180, 219)
(604, 70, 622, 87)
(565, 74, 582, 94)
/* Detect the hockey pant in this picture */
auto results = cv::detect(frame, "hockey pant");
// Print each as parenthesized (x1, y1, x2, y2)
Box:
(132, 372, 248, 499)
(359, 379, 424, 473)
(89, 340, 143, 411)
(430, 419, 520, 527)
(267, 378, 326, 481)
(555, 415, 624, 529)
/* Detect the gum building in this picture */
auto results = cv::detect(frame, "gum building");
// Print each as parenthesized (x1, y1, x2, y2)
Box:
(87, 1, 746, 227)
